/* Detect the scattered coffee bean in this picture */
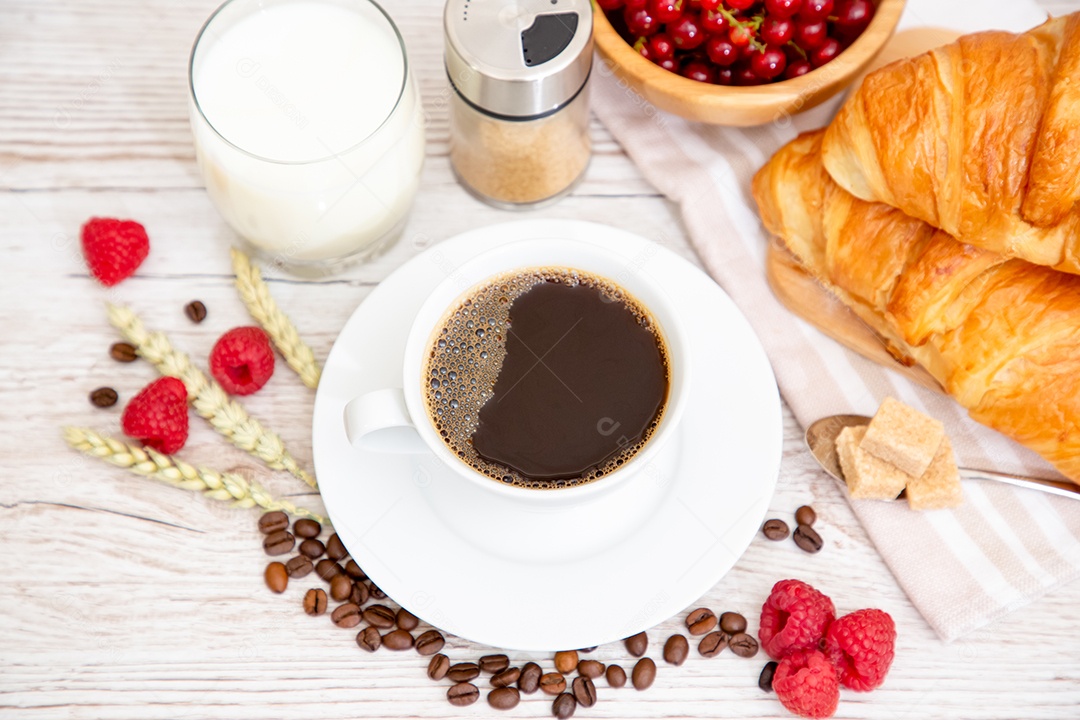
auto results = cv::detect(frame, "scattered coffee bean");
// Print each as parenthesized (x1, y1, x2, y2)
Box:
(368, 583, 387, 600)
(263, 530, 295, 556)
(552, 692, 577, 719)
(539, 672, 566, 695)
(285, 555, 313, 578)
(686, 607, 717, 635)
(577, 659, 604, 679)
(326, 533, 348, 560)
(719, 611, 747, 635)
(259, 511, 289, 535)
(491, 667, 520, 688)
(293, 518, 321, 538)
(415, 629, 446, 656)
(578, 646, 597, 653)
(571, 676, 596, 708)
(624, 631, 648, 657)
(428, 653, 450, 681)
(331, 603, 362, 628)
(447, 682, 479, 707)
(698, 630, 729, 658)
(554, 650, 578, 674)
(303, 588, 327, 616)
(89, 387, 118, 408)
(729, 632, 759, 658)
(349, 581, 369, 606)
(184, 300, 208, 323)
(264, 562, 288, 593)
(299, 538, 325, 559)
(316, 559, 342, 580)
(794, 523, 824, 554)
(109, 342, 138, 362)
(519, 662, 542, 693)
(480, 654, 510, 674)
(382, 629, 414, 650)
(606, 664, 627, 688)
(330, 574, 352, 602)
(344, 560, 367, 580)
(762, 518, 790, 541)
(488, 686, 520, 710)
(759, 661, 778, 692)
(356, 626, 381, 652)
(448, 662, 481, 683)
(663, 634, 689, 666)
(795, 505, 817, 526)
(396, 608, 419, 631)
(631, 657, 656, 690)
(362, 604, 396, 629)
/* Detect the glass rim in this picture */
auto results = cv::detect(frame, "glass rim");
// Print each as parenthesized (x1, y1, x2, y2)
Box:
(187, 0, 410, 166)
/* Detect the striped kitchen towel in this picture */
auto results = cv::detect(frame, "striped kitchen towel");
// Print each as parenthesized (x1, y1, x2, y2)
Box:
(592, 0, 1080, 641)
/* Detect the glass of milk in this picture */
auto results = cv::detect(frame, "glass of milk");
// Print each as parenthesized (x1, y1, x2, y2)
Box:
(188, 0, 425, 274)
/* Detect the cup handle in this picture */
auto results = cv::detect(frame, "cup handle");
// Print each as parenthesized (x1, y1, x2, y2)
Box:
(344, 388, 429, 453)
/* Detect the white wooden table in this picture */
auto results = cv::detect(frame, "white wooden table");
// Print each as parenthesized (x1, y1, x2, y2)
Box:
(3, 1, 1080, 717)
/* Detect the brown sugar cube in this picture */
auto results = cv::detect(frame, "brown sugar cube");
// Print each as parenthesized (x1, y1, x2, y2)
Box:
(906, 435, 963, 511)
(836, 425, 912, 500)
(860, 397, 945, 478)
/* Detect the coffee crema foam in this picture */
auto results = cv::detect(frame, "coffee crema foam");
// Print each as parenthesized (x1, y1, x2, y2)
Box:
(421, 267, 669, 489)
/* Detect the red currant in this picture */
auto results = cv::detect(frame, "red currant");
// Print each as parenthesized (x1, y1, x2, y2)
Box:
(634, 37, 654, 60)
(793, 19, 827, 50)
(761, 16, 794, 45)
(797, 0, 833, 21)
(734, 62, 765, 85)
(701, 9, 729, 34)
(625, 0, 649, 9)
(810, 36, 841, 66)
(624, 5, 661, 36)
(682, 58, 716, 83)
(656, 56, 679, 72)
(705, 35, 739, 65)
(597, 0, 626, 11)
(764, 0, 802, 18)
(728, 24, 753, 48)
(834, 0, 875, 40)
(726, 0, 756, 10)
(784, 58, 813, 78)
(716, 66, 735, 85)
(649, 32, 676, 60)
(669, 13, 707, 50)
(648, 0, 685, 24)
(699, 0, 721, 10)
(751, 46, 787, 79)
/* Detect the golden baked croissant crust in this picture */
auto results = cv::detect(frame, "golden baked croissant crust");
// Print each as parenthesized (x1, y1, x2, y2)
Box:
(754, 130, 1080, 484)
(821, 14, 1080, 273)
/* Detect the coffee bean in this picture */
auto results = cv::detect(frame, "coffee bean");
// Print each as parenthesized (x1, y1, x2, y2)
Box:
(330, 603, 361, 628)
(794, 523, 824, 553)
(285, 555, 313, 578)
(571, 676, 596, 708)
(428, 653, 450, 681)
(577, 659, 604, 679)
(349, 581, 369, 606)
(762, 518, 790, 541)
(344, 560, 367, 580)
(631, 657, 656, 690)
(519, 662, 541, 693)
(554, 650, 578, 674)
(539, 672, 566, 696)
(480, 654, 510, 674)
(109, 342, 138, 362)
(293, 518, 321, 538)
(698, 630, 728, 658)
(299, 538, 325, 559)
(362, 604, 395, 629)
(491, 667, 520, 688)
(395, 608, 418, 631)
(606, 664, 627, 688)
(382, 629, 414, 650)
(719, 611, 747, 635)
(263, 530, 295, 556)
(330, 574, 352, 602)
(487, 686, 520, 711)
(686, 607, 717, 635)
(326, 533, 347, 560)
(89, 387, 118, 408)
(448, 662, 480, 683)
(552, 692, 577, 719)
(259, 511, 289, 534)
(729, 632, 759, 658)
(759, 661, 778, 692)
(447, 682, 479, 707)
(356, 626, 381, 652)
(663, 634, 689, 666)
(578, 646, 597, 653)
(415, 629, 446, 656)
(368, 583, 387, 600)
(303, 588, 327, 616)
(264, 562, 288, 593)
(316, 559, 342, 581)
(795, 505, 817, 526)
(624, 631, 648, 657)
(184, 300, 208, 323)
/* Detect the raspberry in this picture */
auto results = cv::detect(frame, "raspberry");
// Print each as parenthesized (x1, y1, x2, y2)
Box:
(759, 579, 836, 660)
(80, 217, 150, 286)
(824, 608, 896, 691)
(773, 649, 840, 719)
(209, 327, 275, 396)
(121, 377, 189, 454)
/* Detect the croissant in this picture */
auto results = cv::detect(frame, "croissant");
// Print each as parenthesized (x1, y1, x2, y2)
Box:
(753, 130, 1080, 484)
(821, 14, 1080, 273)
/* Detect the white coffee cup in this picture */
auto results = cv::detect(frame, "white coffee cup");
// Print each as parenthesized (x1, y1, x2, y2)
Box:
(344, 237, 691, 505)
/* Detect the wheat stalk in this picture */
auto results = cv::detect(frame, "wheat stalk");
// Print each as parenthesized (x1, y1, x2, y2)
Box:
(231, 248, 322, 389)
(106, 303, 317, 489)
(64, 427, 326, 524)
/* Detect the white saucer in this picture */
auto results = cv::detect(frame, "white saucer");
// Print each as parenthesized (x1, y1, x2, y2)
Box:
(312, 219, 781, 651)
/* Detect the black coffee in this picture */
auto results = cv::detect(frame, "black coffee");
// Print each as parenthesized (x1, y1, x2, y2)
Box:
(422, 267, 669, 489)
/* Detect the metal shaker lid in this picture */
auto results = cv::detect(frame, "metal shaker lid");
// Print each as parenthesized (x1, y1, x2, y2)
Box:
(444, 0, 593, 118)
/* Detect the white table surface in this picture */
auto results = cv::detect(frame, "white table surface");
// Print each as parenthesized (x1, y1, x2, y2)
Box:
(2, 0, 1080, 718)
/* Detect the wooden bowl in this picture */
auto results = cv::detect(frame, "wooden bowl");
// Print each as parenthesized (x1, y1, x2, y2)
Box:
(593, 0, 907, 126)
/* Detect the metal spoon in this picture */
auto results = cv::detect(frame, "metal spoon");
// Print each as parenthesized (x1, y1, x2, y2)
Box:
(804, 414, 1080, 500)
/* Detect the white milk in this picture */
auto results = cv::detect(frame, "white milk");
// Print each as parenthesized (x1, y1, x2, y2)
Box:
(189, 0, 425, 265)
